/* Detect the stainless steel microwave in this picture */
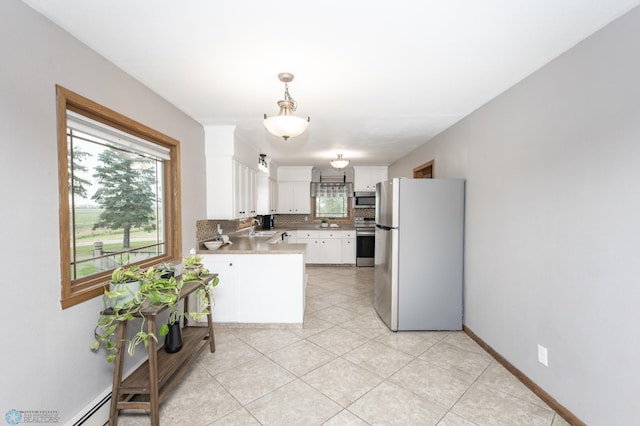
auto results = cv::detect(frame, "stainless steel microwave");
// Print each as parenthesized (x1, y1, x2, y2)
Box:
(354, 191, 376, 208)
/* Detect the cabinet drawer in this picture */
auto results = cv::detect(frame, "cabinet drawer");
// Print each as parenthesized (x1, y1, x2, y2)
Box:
(322, 231, 342, 239)
(296, 229, 353, 239)
(297, 230, 323, 239)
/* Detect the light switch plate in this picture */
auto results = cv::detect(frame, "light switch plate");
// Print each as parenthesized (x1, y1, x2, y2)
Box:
(538, 344, 548, 366)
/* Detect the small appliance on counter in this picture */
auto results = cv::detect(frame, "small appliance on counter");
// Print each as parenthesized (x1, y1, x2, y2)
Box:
(259, 214, 274, 229)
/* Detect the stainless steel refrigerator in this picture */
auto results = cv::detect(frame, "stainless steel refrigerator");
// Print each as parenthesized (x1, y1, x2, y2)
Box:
(374, 178, 464, 331)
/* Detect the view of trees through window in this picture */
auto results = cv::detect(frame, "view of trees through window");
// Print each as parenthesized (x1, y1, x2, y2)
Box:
(68, 126, 165, 281)
(57, 85, 180, 308)
(315, 196, 349, 218)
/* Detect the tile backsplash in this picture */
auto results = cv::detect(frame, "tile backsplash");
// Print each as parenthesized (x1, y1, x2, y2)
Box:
(197, 208, 375, 241)
(196, 219, 241, 242)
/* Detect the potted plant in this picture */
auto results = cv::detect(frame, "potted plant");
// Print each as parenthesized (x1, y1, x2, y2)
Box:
(157, 262, 176, 279)
(92, 266, 182, 363)
(91, 264, 218, 362)
(182, 251, 205, 279)
(321, 218, 329, 227)
(109, 265, 142, 308)
(160, 306, 183, 353)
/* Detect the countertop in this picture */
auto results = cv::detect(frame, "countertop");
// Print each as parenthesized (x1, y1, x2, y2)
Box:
(275, 223, 357, 231)
(197, 230, 303, 255)
(197, 224, 356, 255)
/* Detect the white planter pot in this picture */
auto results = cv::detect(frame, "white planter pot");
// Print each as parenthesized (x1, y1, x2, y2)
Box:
(109, 280, 141, 308)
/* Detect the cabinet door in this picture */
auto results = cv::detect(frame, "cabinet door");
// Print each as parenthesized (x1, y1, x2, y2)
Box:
(200, 256, 238, 322)
(297, 237, 319, 263)
(369, 167, 388, 189)
(354, 167, 388, 191)
(247, 168, 257, 216)
(310, 239, 323, 263)
(269, 178, 278, 213)
(292, 181, 311, 214)
(341, 238, 356, 264)
(256, 174, 269, 215)
(206, 156, 235, 219)
(233, 161, 246, 218)
(353, 168, 371, 192)
(318, 238, 342, 264)
(277, 182, 294, 213)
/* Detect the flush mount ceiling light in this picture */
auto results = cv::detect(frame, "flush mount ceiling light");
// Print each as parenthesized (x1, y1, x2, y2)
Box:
(330, 154, 350, 169)
(263, 72, 310, 140)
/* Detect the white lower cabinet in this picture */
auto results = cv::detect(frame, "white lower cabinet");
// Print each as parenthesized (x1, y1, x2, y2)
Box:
(201, 253, 305, 324)
(341, 230, 356, 264)
(318, 238, 342, 264)
(200, 256, 237, 322)
(295, 230, 355, 264)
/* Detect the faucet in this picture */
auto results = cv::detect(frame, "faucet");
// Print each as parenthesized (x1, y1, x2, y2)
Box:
(249, 218, 261, 236)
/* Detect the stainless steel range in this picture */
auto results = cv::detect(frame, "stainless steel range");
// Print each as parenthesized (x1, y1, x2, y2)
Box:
(354, 217, 375, 267)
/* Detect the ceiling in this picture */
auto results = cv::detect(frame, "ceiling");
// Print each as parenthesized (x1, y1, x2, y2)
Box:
(22, 0, 640, 168)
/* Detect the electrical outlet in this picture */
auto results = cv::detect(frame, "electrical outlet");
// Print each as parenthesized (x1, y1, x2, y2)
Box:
(538, 344, 548, 366)
(304, 216, 308, 222)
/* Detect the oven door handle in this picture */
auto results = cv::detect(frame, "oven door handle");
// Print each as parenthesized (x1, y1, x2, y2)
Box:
(356, 230, 375, 236)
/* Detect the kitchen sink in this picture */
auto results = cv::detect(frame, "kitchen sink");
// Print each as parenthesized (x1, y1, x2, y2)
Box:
(254, 230, 278, 236)
(237, 230, 280, 238)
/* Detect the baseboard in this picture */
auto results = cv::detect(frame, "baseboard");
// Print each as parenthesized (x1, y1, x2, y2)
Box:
(463, 326, 586, 426)
(66, 390, 110, 426)
(66, 358, 147, 426)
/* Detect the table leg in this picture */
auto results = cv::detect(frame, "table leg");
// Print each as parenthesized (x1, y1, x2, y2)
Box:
(109, 320, 128, 426)
(207, 290, 216, 353)
(147, 316, 159, 426)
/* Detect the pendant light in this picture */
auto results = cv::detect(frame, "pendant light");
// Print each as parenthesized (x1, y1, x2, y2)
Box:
(258, 153, 269, 173)
(330, 154, 350, 169)
(263, 72, 310, 140)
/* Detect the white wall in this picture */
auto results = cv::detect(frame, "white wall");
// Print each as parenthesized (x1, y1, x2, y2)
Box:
(390, 7, 640, 425)
(0, 0, 206, 422)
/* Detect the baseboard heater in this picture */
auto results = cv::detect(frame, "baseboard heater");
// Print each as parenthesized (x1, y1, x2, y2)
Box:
(69, 393, 110, 426)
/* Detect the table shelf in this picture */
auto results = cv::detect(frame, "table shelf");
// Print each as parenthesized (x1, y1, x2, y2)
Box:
(109, 274, 217, 425)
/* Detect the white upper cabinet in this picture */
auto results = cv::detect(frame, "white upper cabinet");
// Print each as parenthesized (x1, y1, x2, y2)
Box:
(233, 161, 256, 218)
(257, 174, 278, 215)
(277, 167, 312, 214)
(205, 125, 258, 220)
(353, 166, 388, 192)
(277, 181, 310, 214)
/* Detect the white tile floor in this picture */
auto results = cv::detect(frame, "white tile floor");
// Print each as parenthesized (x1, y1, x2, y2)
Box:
(117, 265, 571, 425)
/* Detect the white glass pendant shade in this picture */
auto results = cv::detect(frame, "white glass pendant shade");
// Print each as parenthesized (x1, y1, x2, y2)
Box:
(263, 73, 310, 140)
(330, 154, 350, 169)
(263, 101, 309, 140)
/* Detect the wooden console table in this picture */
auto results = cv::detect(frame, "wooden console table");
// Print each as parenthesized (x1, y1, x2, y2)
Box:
(109, 274, 217, 425)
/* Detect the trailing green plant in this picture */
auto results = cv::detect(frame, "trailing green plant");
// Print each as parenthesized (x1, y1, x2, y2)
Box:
(91, 266, 183, 363)
(91, 262, 219, 363)
(111, 265, 142, 283)
(182, 253, 208, 282)
(183, 253, 202, 268)
(157, 262, 176, 278)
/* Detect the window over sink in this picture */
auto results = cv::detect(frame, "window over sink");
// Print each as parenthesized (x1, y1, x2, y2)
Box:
(311, 182, 353, 220)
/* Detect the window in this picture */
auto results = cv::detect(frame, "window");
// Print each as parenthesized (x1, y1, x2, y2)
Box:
(316, 196, 349, 218)
(57, 86, 182, 308)
(311, 182, 353, 220)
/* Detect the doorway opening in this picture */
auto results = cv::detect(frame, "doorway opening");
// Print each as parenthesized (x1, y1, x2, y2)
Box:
(413, 160, 434, 178)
